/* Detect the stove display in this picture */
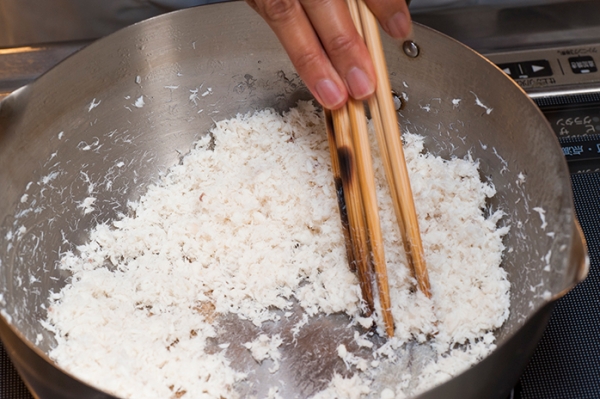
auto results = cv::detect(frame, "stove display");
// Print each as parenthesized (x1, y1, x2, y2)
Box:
(542, 100, 600, 173)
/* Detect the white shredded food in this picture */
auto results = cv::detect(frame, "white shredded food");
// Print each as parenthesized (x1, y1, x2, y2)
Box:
(243, 333, 283, 373)
(46, 101, 510, 399)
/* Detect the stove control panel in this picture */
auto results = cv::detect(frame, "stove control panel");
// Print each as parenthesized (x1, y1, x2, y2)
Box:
(496, 59, 553, 80)
(487, 43, 600, 173)
(485, 43, 600, 93)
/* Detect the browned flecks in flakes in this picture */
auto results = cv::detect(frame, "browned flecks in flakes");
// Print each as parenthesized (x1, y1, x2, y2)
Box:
(166, 338, 180, 351)
(193, 301, 216, 323)
(168, 385, 187, 398)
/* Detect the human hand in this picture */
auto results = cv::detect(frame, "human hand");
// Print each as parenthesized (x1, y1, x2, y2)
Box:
(246, 0, 412, 110)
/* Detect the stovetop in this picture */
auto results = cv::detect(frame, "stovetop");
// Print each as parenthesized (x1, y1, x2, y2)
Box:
(1, 6, 600, 398)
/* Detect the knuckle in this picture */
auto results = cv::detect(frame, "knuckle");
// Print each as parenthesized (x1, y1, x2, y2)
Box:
(326, 34, 356, 57)
(293, 50, 322, 72)
(258, 0, 297, 22)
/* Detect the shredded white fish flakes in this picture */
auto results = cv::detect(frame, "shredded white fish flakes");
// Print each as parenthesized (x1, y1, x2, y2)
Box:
(46, 101, 510, 398)
(243, 333, 283, 373)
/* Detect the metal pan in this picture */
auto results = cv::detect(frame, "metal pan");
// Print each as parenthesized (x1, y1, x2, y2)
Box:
(0, 2, 588, 398)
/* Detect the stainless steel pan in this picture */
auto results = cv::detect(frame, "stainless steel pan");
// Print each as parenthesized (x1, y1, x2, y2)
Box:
(0, 2, 588, 398)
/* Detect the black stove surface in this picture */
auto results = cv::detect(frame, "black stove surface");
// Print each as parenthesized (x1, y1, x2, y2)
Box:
(0, 343, 31, 398)
(514, 172, 600, 399)
(510, 95, 600, 399)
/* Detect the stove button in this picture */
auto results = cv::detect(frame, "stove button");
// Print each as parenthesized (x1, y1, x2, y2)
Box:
(497, 63, 519, 78)
(569, 56, 597, 74)
(497, 60, 552, 79)
(520, 60, 553, 78)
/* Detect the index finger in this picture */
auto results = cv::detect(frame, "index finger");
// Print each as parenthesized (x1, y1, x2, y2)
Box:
(300, 0, 377, 101)
(246, 0, 348, 109)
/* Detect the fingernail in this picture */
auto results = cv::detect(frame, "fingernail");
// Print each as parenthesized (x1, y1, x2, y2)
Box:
(315, 79, 345, 109)
(386, 12, 411, 39)
(346, 67, 375, 99)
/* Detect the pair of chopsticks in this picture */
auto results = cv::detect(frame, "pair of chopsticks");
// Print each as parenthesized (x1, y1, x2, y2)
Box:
(326, 0, 431, 337)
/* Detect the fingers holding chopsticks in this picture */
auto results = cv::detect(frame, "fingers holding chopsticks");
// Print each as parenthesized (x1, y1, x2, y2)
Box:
(299, 0, 375, 101)
(246, 0, 412, 110)
(246, 0, 350, 109)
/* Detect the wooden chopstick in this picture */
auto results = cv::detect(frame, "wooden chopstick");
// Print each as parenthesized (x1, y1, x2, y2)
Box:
(324, 110, 356, 272)
(367, 98, 416, 282)
(330, 106, 376, 316)
(346, 99, 394, 337)
(356, 0, 431, 297)
(345, 0, 394, 337)
(324, 0, 431, 336)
